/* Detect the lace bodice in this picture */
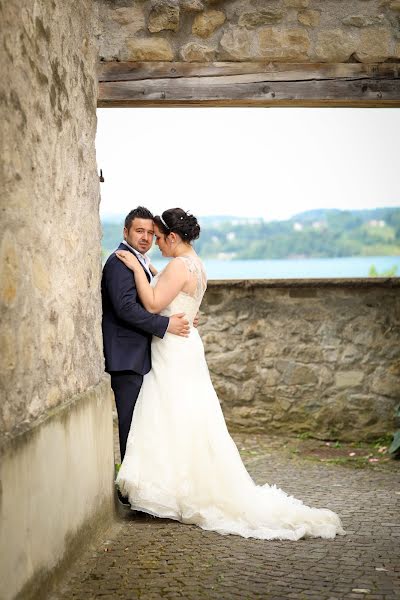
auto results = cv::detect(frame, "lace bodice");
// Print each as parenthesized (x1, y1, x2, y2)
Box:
(151, 255, 207, 325)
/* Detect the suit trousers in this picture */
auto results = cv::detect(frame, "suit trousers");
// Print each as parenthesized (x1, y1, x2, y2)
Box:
(110, 370, 144, 462)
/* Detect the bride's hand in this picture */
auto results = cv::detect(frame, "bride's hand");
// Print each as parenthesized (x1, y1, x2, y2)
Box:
(115, 250, 140, 272)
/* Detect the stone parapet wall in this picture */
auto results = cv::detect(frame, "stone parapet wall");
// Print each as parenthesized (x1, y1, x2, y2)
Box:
(97, 0, 400, 63)
(199, 278, 400, 441)
(0, 0, 103, 439)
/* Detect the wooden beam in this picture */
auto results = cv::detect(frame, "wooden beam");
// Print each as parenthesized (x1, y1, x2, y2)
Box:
(98, 61, 400, 108)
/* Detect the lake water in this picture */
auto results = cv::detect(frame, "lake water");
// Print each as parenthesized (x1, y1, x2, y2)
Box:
(151, 255, 400, 280)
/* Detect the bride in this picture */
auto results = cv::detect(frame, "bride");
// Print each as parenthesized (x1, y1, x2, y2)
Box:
(115, 208, 345, 541)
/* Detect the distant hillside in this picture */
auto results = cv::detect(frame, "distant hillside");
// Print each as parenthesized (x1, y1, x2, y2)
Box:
(102, 207, 400, 260)
(290, 209, 342, 223)
(291, 207, 397, 223)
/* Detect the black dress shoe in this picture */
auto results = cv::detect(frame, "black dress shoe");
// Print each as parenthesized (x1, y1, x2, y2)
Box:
(117, 489, 130, 506)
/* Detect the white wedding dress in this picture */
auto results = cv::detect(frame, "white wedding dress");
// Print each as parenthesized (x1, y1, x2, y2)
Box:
(116, 255, 345, 540)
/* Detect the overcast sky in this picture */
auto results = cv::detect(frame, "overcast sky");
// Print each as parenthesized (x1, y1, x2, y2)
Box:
(96, 107, 400, 222)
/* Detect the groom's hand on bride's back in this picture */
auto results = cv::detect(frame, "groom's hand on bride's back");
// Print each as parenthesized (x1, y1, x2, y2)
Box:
(167, 313, 190, 337)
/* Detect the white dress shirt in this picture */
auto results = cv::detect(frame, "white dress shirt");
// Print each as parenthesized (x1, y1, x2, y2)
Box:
(122, 240, 153, 280)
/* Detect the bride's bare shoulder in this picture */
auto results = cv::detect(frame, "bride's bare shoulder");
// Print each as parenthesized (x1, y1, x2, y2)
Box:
(159, 256, 189, 279)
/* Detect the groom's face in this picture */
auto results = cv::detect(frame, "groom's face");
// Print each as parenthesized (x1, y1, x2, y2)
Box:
(124, 218, 154, 255)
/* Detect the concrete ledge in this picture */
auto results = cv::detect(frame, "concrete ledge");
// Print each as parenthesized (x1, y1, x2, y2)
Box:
(0, 377, 115, 600)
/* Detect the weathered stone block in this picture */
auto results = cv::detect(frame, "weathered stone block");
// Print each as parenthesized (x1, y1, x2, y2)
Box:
(342, 14, 384, 28)
(370, 367, 400, 398)
(181, 0, 204, 11)
(313, 392, 395, 441)
(219, 26, 254, 59)
(314, 30, 357, 62)
(262, 341, 282, 359)
(284, 0, 309, 7)
(244, 319, 265, 339)
(352, 327, 376, 347)
(238, 9, 285, 28)
(213, 379, 240, 405)
(322, 346, 340, 363)
(298, 9, 320, 28)
(354, 29, 392, 62)
(148, 0, 180, 33)
(192, 9, 226, 38)
(334, 370, 365, 388)
(241, 379, 259, 402)
(280, 362, 318, 385)
(340, 344, 361, 364)
(124, 38, 174, 60)
(259, 368, 281, 386)
(180, 41, 216, 61)
(97, 3, 146, 59)
(258, 27, 310, 60)
(318, 365, 335, 385)
(111, 6, 146, 27)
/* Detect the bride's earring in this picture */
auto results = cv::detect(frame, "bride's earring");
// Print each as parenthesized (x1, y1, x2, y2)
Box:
(169, 234, 176, 254)
(167, 234, 175, 256)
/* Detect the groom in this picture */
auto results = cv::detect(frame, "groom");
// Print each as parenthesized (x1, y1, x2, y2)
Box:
(101, 206, 190, 502)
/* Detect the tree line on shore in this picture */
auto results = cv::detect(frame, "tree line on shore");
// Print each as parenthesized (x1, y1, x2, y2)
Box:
(102, 207, 400, 261)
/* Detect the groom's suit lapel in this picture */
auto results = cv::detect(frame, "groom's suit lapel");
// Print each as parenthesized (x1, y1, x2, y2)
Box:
(117, 243, 151, 283)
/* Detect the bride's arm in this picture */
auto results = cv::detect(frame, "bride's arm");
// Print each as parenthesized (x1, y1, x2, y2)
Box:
(115, 251, 187, 313)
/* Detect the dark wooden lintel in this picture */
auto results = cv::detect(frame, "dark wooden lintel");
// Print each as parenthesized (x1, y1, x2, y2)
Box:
(97, 62, 400, 108)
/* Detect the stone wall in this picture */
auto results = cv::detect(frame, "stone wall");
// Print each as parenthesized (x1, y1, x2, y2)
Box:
(97, 0, 400, 63)
(0, 2, 115, 599)
(1, 0, 102, 440)
(199, 279, 400, 441)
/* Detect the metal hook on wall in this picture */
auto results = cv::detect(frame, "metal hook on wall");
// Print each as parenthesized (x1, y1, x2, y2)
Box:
(99, 169, 105, 183)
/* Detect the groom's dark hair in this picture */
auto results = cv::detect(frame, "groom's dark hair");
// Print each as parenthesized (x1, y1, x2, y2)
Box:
(124, 206, 154, 230)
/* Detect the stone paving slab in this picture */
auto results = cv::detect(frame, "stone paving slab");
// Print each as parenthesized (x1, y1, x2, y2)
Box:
(53, 433, 400, 600)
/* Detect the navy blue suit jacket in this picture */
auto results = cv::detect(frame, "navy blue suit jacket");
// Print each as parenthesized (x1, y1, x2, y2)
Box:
(101, 243, 169, 374)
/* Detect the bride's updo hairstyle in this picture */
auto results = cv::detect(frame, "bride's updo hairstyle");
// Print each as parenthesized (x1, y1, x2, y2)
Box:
(154, 208, 200, 242)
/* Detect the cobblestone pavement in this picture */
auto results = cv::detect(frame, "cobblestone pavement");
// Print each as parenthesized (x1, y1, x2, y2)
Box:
(55, 431, 400, 600)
